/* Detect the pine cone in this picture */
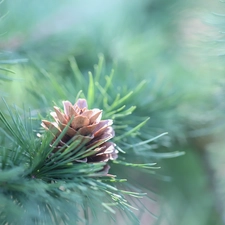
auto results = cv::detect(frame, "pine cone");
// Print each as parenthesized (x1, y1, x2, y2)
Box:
(42, 99, 118, 173)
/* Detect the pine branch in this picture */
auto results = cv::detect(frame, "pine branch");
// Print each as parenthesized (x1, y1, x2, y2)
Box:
(0, 56, 184, 224)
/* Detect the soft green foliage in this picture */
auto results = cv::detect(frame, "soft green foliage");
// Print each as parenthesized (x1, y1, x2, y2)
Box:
(0, 57, 178, 224)
(1, 0, 225, 225)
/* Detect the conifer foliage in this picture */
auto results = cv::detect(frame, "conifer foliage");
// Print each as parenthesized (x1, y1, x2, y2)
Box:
(0, 58, 172, 224)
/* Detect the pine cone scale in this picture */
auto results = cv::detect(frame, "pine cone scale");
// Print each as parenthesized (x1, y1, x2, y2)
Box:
(89, 110, 102, 123)
(71, 115, 89, 129)
(59, 123, 77, 137)
(53, 106, 67, 124)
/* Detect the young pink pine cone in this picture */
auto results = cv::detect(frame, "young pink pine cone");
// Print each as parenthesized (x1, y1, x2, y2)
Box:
(42, 99, 118, 167)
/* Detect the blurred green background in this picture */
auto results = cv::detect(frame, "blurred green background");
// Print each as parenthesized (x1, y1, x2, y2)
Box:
(1, 0, 225, 224)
